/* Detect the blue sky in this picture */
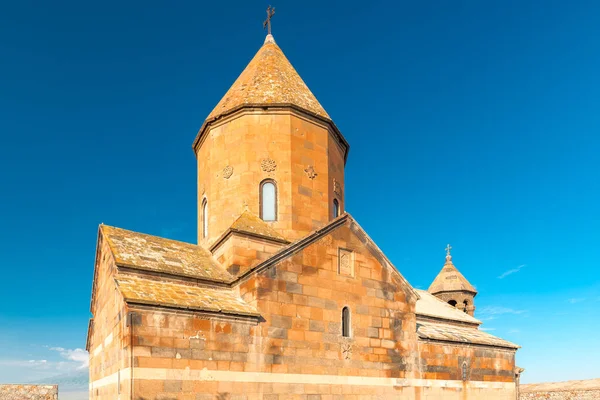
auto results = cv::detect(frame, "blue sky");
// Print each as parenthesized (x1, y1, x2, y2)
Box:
(1, 0, 599, 385)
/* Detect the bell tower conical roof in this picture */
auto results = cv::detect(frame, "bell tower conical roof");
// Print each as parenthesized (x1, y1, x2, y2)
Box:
(428, 245, 477, 295)
(206, 34, 330, 121)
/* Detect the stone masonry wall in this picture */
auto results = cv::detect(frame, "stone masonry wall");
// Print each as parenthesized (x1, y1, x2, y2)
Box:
(95, 220, 517, 399)
(0, 385, 58, 400)
(419, 341, 515, 382)
(196, 110, 345, 246)
(88, 235, 131, 400)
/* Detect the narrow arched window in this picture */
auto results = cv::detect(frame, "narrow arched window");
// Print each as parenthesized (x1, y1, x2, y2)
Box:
(462, 362, 468, 381)
(202, 199, 208, 238)
(333, 199, 340, 218)
(463, 300, 469, 313)
(342, 307, 351, 337)
(260, 180, 277, 221)
(448, 300, 457, 307)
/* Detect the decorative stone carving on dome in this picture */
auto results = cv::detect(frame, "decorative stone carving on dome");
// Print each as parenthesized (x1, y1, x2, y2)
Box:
(304, 165, 317, 179)
(223, 165, 233, 179)
(333, 178, 342, 197)
(261, 158, 277, 173)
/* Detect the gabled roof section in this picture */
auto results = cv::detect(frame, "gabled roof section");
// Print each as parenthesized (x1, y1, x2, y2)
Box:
(230, 210, 288, 242)
(428, 254, 477, 295)
(115, 275, 259, 318)
(417, 321, 519, 349)
(100, 225, 233, 283)
(415, 289, 481, 325)
(235, 213, 420, 303)
(210, 211, 290, 252)
(206, 35, 329, 122)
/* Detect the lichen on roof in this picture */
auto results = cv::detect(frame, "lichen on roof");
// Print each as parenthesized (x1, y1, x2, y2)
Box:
(206, 35, 329, 121)
(415, 289, 481, 325)
(417, 321, 519, 349)
(100, 225, 233, 283)
(115, 275, 259, 317)
(230, 210, 288, 242)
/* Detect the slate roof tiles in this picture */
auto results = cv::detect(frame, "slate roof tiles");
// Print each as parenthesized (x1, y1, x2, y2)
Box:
(415, 289, 481, 325)
(206, 35, 329, 121)
(417, 321, 519, 349)
(101, 225, 233, 283)
(115, 275, 259, 317)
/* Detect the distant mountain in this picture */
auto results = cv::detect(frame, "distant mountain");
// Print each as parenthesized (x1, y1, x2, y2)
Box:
(30, 368, 88, 391)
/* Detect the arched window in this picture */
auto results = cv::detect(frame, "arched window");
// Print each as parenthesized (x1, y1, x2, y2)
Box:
(342, 307, 351, 337)
(448, 300, 457, 307)
(463, 300, 469, 313)
(260, 180, 277, 221)
(333, 199, 340, 218)
(202, 199, 208, 238)
(462, 362, 468, 381)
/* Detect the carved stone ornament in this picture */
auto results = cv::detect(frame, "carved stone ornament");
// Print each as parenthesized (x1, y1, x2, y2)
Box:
(338, 248, 354, 277)
(261, 158, 277, 173)
(304, 165, 317, 179)
(341, 342, 352, 360)
(200, 183, 206, 195)
(333, 178, 342, 196)
(223, 165, 233, 179)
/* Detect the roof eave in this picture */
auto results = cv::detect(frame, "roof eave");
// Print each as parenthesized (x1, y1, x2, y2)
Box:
(429, 288, 478, 296)
(417, 336, 520, 351)
(210, 227, 290, 253)
(123, 299, 261, 320)
(115, 264, 233, 286)
(416, 313, 481, 327)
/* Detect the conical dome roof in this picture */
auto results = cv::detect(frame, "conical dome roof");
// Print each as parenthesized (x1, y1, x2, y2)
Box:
(428, 252, 477, 295)
(206, 35, 330, 121)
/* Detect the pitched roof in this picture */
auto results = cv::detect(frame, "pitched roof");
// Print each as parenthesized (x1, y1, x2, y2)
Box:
(100, 225, 233, 283)
(115, 275, 259, 317)
(236, 213, 421, 303)
(415, 289, 481, 325)
(417, 321, 519, 349)
(229, 211, 288, 242)
(428, 255, 477, 294)
(206, 35, 329, 121)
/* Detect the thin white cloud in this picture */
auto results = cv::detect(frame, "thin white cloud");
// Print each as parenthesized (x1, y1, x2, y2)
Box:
(477, 306, 527, 321)
(497, 264, 526, 279)
(49, 347, 89, 369)
(567, 298, 585, 304)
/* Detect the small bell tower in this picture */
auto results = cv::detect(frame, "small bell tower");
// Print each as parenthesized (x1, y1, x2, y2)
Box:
(428, 244, 477, 316)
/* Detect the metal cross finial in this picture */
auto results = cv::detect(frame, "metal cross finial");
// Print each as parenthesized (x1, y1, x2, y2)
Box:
(263, 6, 275, 35)
(445, 244, 452, 257)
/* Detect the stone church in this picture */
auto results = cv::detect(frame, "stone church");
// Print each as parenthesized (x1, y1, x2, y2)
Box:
(87, 31, 521, 400)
